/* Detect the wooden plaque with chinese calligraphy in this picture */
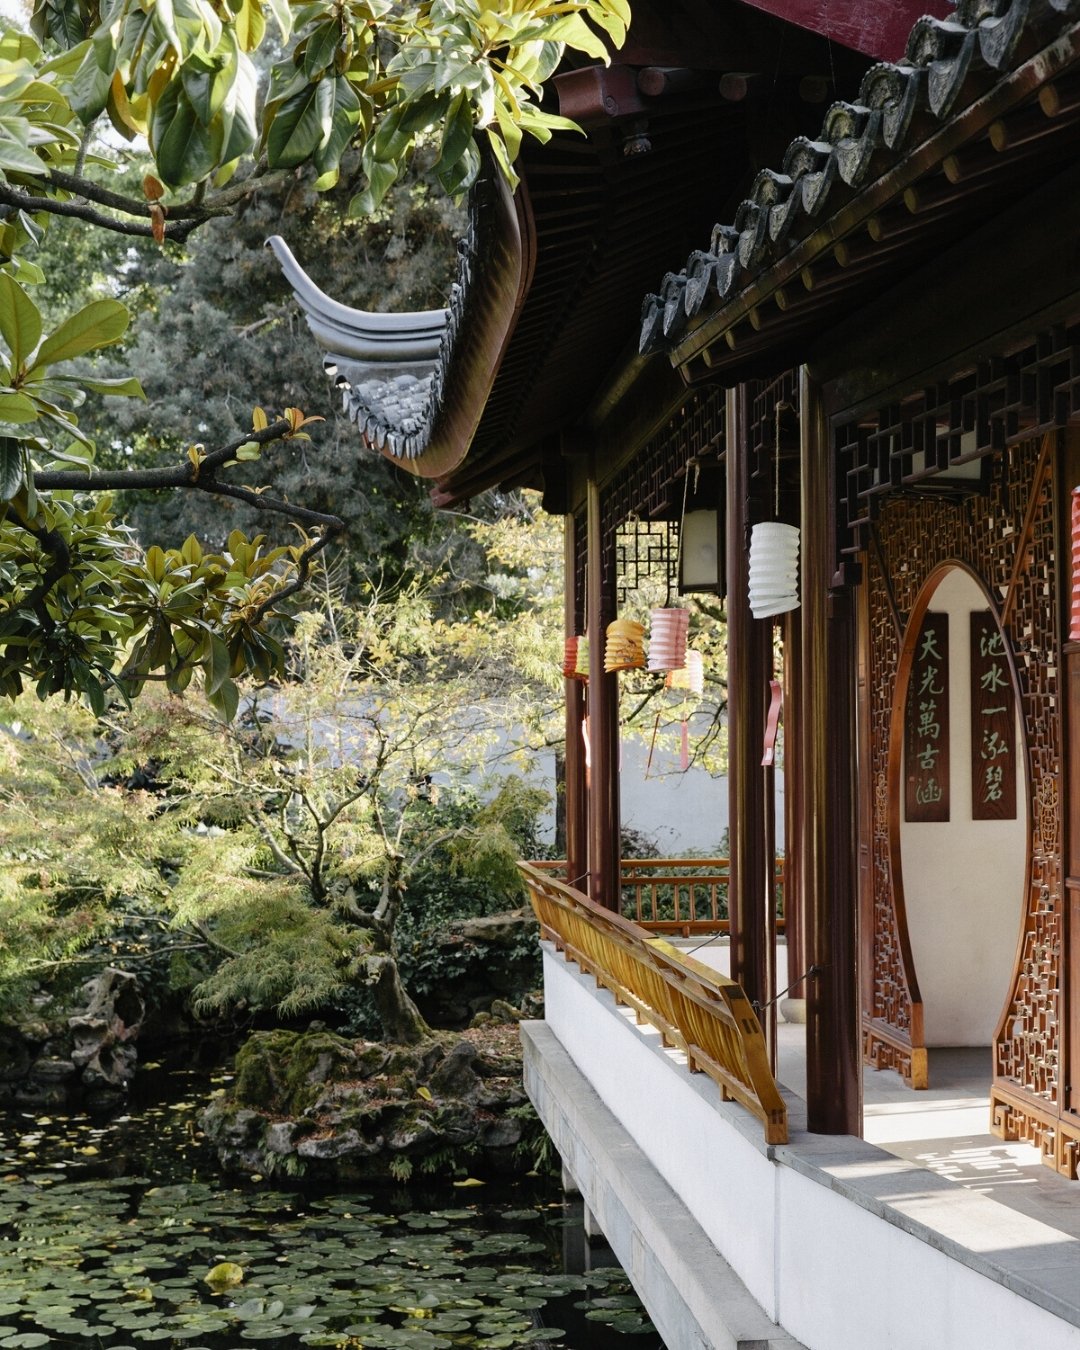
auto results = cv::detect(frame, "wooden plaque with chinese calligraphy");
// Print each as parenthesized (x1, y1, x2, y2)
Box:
(969, 613, 1016, 820)
(904, 612, 950, 822)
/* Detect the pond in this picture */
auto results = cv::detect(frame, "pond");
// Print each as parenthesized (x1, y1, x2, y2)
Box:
(0, 1064, 666, 1350)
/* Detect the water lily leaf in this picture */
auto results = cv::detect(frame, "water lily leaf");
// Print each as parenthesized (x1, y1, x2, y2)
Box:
(204, 1262, 244, 1291)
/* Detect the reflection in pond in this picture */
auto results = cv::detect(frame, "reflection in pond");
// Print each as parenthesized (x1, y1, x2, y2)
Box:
(0, 1067, 664, 1348)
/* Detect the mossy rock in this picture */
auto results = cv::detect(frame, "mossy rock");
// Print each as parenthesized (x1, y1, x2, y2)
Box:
(205, 1023, 538, 1182)
(232, 1029, 384, 1114)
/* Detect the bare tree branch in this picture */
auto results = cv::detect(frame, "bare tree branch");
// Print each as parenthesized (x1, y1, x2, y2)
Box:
(0, 181, 204, 243)
(32, 420, 292, 491)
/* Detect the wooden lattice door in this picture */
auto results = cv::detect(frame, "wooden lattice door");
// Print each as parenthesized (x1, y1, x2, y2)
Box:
(856, 437, 1070, 1173)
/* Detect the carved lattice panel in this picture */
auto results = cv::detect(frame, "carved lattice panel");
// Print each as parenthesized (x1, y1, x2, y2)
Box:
(614, 519, 680, 608)
(837, 323, 1080, 561)
(864, 435, 1060, 1109)
(864, 538, 916, 1079)
(600, 384, 726, 608)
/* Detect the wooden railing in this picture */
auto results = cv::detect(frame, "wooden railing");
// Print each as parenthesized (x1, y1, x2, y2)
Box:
(520, 861, 788, 1145)
(530, 856, 785, 937)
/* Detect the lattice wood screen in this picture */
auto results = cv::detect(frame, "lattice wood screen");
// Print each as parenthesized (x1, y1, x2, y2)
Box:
(599, 385, 725, 609)
(862, 436, 1063, 1159)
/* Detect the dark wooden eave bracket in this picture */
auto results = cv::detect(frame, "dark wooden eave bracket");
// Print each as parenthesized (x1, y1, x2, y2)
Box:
(417, 175, 535, 484)
(668, 20, 1080, 382)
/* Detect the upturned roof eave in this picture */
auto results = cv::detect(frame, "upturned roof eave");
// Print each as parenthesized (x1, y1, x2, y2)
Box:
(271, 168, 531, 484)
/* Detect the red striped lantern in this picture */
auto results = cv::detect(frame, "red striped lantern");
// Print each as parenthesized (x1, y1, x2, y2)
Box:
(1072, 487, 1080, 641)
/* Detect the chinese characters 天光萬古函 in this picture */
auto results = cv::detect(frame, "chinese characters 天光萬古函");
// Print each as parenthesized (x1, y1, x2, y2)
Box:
(905, 612, 950, 822)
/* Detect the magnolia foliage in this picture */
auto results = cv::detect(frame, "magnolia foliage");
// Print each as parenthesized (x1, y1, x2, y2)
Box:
(0, 1, 629, 710)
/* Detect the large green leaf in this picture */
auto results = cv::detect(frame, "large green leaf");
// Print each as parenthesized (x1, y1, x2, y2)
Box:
(31, 299, 130, 370)
(150, 81, 215, 186)
(313, 76, 361, 177)
(0, 275, 42, 373)
(203, 633, 231, 695)
(207, 674, 239, 722)
(213, 44, 258, 164)
(68, 35, 115, 122)
(233, 0, 266, 51)
(0, 437, 25, 500)
(65, 374, 146, 399)
(0, 122, 50, 176)
(265, 78, 329, 169)
(302, 21, 338, 78)
(348, 154, 397, 217)
(0, 30, 43, 61)
(439, 91, 473, 175)
(180, 49, 221, 126)
(0, 392, 40, 422)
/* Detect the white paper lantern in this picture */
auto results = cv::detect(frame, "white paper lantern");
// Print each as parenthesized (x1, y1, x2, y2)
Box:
(748, 522, 800, 618)
(666, 649, 705, 695)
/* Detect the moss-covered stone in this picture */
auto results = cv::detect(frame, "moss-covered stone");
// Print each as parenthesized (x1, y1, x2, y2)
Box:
(202, 1021, 541, 1182)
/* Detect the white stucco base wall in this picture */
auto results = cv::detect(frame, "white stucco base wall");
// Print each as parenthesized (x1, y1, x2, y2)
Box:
(531, 946, 1080, 1350)
(540, 947, 779, 1317)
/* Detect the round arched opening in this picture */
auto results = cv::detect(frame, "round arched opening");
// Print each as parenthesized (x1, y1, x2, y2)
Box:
(891, 566, 1028, 1047)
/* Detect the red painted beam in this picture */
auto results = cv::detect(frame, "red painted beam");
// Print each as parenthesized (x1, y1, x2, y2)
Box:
(733, 0, 953, 62)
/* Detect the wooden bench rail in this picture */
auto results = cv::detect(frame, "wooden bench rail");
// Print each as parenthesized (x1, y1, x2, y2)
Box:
(520, 861, 788, 1146)
(529, 856, 786, 937)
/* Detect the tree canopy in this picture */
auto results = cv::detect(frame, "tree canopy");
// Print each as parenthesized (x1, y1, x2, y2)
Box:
(0, 507, 564, 1041)
(0, 0, 630, 710)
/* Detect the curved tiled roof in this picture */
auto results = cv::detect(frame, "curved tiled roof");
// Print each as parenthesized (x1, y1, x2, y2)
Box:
(268, 235, 447, 459)
(271, 171, 527, 479)
(640, 0, 1080, 360)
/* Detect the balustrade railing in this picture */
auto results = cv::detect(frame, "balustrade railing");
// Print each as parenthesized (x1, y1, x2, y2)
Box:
(520, 861, 788, 1146)
(529, 856, 785, 937)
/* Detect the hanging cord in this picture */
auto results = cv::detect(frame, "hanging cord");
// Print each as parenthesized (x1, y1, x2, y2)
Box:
(753, 964, 824, 1015)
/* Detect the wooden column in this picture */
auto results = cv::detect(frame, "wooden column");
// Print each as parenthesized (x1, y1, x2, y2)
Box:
(782, 609, 808, 997)
(586, 473, 620, 910)
(725, 385, 770, 1012)
(1060, 430, 1080, 1128)
(799, 366, 861, 1136)
(564, 514, 588, 890)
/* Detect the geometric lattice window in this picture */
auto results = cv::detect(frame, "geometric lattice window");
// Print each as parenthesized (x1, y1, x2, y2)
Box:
(615, 518, 680, 608)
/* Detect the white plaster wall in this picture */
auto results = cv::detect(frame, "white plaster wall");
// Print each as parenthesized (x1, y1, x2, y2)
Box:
(434, 729, 750, 856)
(619, 726, 784, 855)
(775, 1164, 1080, 1350)
(899, 569, 1026, 1045)
(542, 953, 1080, 1350)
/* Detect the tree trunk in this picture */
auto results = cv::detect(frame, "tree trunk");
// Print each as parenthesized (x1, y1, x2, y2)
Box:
(367, 952, 432, 1045)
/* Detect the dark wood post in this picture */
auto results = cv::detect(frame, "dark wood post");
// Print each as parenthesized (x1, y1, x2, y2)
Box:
(799, 366, 861, 1135)
(725, 384, 771, 1013)
(782, 609, 807, 998)
(564, 513, 588, 890)
(586, 473, 621, 909)
(1059, 430, 1080, 1124)
(762, 638, 778, 1066)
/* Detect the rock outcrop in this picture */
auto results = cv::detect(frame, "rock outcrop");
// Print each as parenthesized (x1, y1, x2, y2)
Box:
(0, 967, 145, 1110)
(201, 1018, 542, 1181)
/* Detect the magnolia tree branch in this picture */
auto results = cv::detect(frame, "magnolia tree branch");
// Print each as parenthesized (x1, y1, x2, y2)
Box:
(30, 420, 346, 620)
(0, 181, 204, 243)
(0, 167, 290, 245)
(32, 419, 293, 490)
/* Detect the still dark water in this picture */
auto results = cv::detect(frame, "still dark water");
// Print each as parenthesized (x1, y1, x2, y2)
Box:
(0, 1064, 666, 1349)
